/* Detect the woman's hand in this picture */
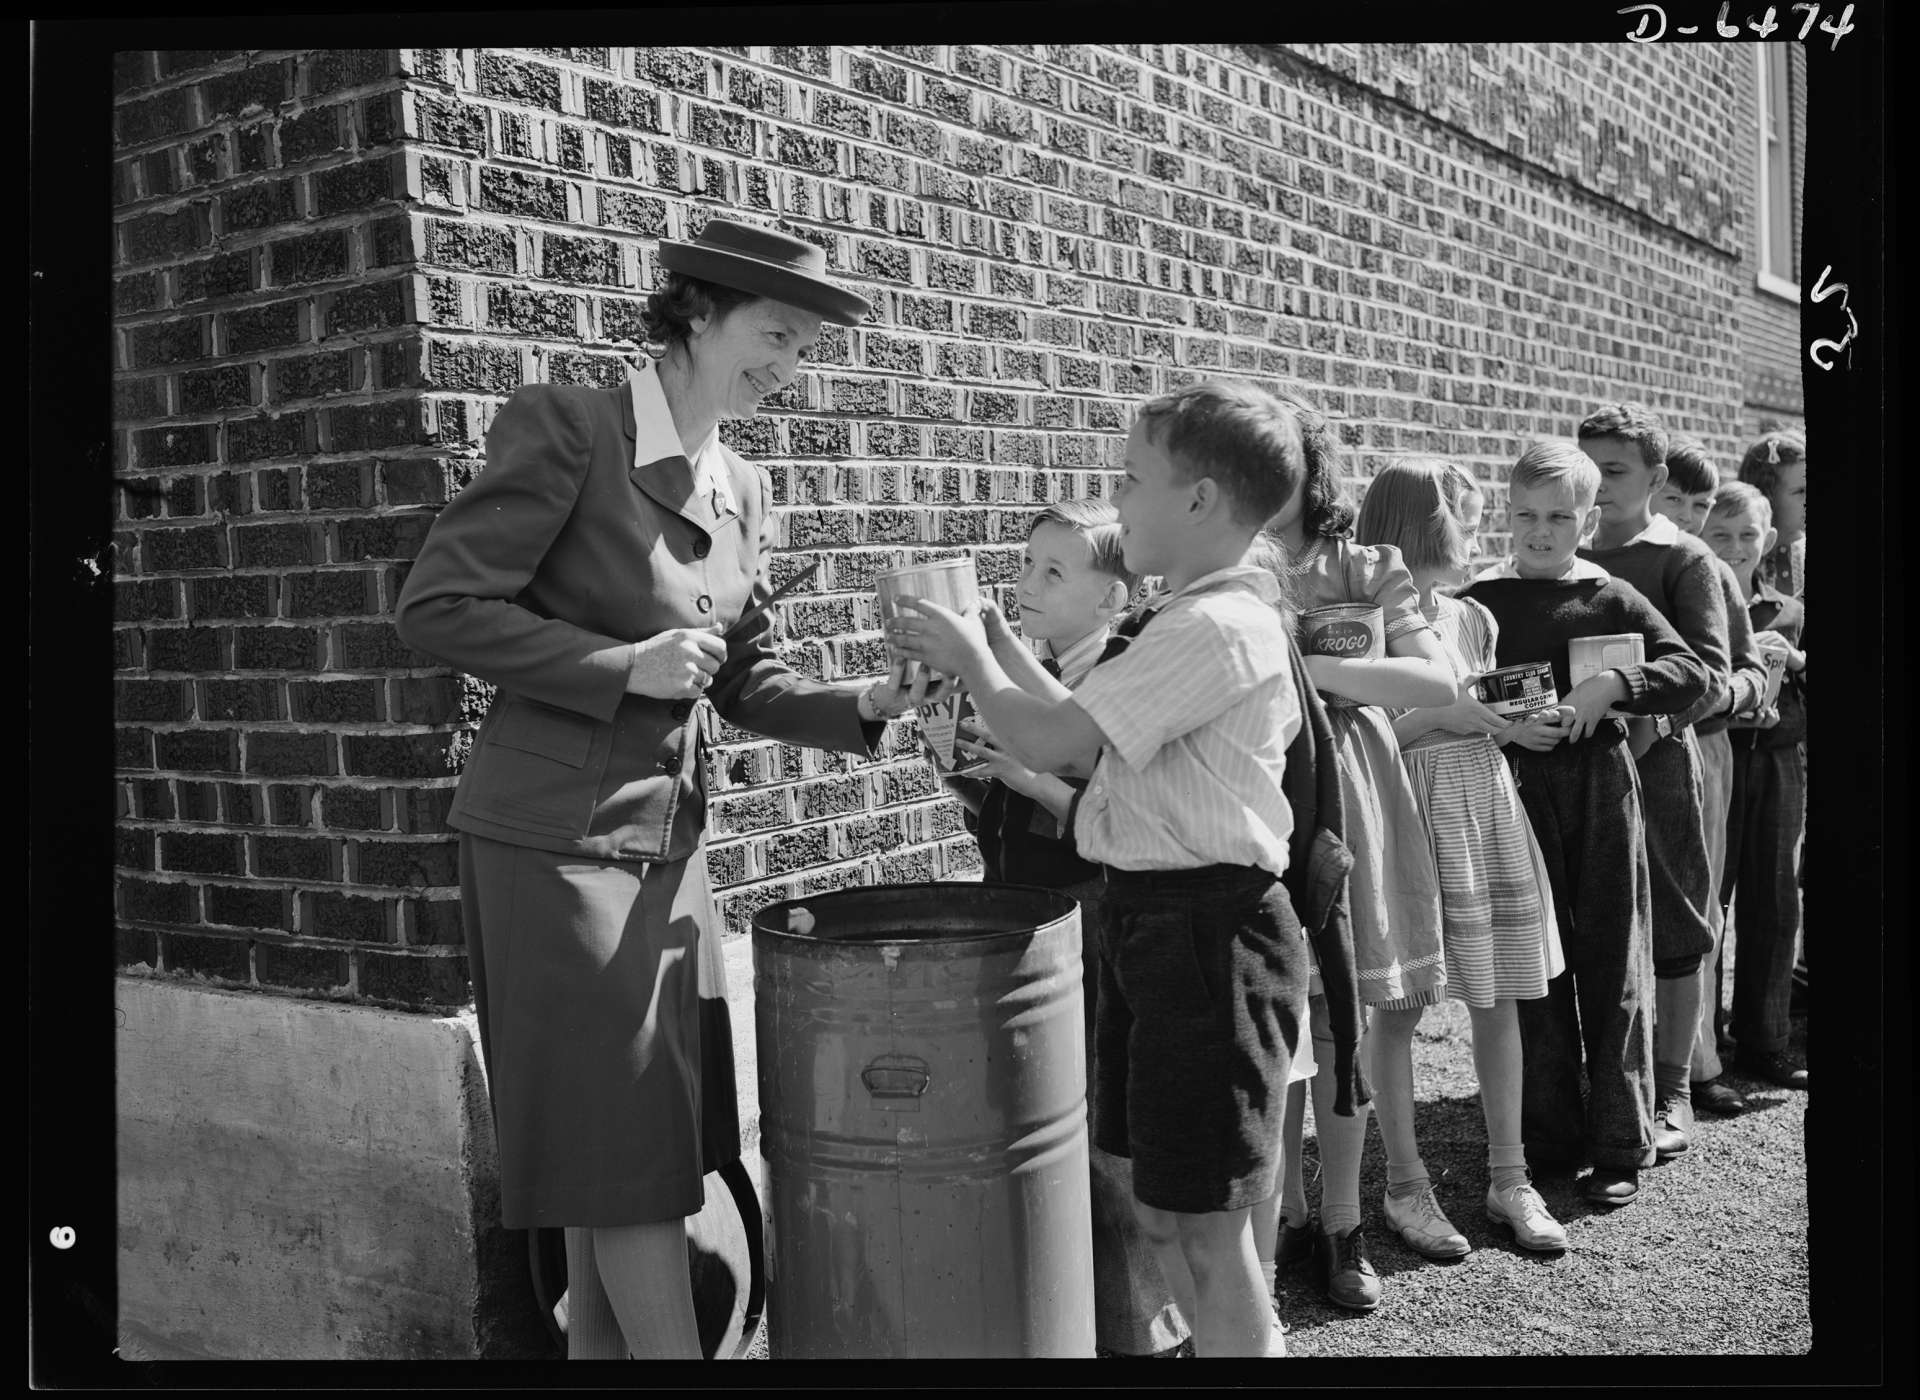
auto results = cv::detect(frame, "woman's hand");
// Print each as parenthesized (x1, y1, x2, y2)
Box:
(626, 628, 727, 699)
(885, 596, 992, 682)
(862, 656, 957, 719)
(1500, 705, 1572, 752)
(1563, 670, 1628, 742)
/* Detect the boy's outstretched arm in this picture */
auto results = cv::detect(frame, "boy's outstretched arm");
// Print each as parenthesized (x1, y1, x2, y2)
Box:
(887, 596, 1108, 773)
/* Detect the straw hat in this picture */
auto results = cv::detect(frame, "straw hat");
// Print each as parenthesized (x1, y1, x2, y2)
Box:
(657, 217, 872, 325)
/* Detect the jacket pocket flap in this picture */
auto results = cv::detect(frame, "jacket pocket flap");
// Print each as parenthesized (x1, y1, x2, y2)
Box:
(489, 697, 596, 768)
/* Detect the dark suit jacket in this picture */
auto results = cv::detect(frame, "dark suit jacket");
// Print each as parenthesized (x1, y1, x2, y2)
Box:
(1279, 633, 1368, 1117)
(396, 374, 880, 862)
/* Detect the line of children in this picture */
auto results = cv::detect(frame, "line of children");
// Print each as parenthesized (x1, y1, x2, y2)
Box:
(1650, 436, 1773, 1117)
(1704, 480, 1809, 1088)
(888, 380, 1329, 1356)
(887, 379, 1807, 1352)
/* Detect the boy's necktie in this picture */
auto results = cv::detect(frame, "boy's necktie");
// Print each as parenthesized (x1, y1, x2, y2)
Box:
(1040, 656, 1063, 679)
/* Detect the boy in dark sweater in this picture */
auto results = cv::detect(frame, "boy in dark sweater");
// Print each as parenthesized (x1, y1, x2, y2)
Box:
(1704, 483, 1809, 1090)
(1652, 437, 1775, 1117)
(1575, 404, 1727, 1165)
(1462, 442, 1709, 1207)
(941, 501, 1187, 1357)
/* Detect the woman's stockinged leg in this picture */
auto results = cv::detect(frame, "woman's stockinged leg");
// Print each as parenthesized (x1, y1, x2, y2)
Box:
(564, 1227, 629, 1360)
(590, 1219, 702, 1360)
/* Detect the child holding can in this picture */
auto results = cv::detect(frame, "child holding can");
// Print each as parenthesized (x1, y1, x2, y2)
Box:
(1652, 437, 1776, 1117)
(888, 379, 1340, 1358)
(1250, 398, 1458, 1309)
(1703, 482, 1809, 1090)
(938, 500, 1190, 1357)
(1575, 404, 1730, 1167)
(1353, 458, 1570, 1252)
(1460, 441, 1709, 1207)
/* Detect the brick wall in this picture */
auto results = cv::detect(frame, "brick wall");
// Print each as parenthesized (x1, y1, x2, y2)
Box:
(112, 43, 1771, 1013)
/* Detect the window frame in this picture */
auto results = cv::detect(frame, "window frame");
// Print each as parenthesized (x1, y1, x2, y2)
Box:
(1753, 42, 1800, 303)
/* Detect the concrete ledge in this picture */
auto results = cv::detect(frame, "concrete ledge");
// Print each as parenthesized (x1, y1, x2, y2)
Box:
(115, 975, 546, 1361)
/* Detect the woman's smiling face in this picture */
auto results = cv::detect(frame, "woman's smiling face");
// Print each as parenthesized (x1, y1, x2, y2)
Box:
(687, 297, 822, 419)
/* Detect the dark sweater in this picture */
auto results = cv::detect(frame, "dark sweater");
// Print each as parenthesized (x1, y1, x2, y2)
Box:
(1460, 573, 1709, 717)
(1696, 558, 1770, 738)
(1578, 527, 1730, 730)
(955, 773, 1101, 889)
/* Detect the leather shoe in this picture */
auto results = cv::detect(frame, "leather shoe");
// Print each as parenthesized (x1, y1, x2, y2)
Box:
(1652, 1090, 1693, 1160)
(1275, 1214, 1315, 1273)
(1311, 1224, 1381, 1312)
(1741, 1050, 1807, 1089)
(1583, 1166, 1639, 1207)
(1691, 1077, 1747, 1115)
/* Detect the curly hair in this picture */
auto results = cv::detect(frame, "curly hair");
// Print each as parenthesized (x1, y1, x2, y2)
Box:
(1274, 391, 1356, 539)
(637, 272, 759, 354)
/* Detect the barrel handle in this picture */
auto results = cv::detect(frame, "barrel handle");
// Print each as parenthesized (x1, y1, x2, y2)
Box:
(862, 1055, 931, 1105)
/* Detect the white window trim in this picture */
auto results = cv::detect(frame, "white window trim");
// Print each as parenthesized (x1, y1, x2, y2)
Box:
(1753, 45, 1800, 301)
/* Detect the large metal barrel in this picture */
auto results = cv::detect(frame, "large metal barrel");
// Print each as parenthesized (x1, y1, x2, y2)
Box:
(752, 882, 1095, 1358)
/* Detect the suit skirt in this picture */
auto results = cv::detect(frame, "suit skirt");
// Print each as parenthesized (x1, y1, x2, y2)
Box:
(458, 832, 741, 1229)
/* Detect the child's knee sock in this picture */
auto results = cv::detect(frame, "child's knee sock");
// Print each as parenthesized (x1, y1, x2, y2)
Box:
(1487, 1142, 1530, 1194)
(1653, 974, 1700, 1101)
(1310, 1046, 1368, 1235)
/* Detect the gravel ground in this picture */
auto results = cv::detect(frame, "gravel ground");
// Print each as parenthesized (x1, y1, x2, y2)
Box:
(747, 991, 1811, 1361)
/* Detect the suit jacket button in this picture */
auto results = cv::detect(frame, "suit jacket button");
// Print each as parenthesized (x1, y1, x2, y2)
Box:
(692, 537, 710, 559)
(659, 755, 678, 774)
(696, 594, 712, 613)
(671, 700, 693, 721)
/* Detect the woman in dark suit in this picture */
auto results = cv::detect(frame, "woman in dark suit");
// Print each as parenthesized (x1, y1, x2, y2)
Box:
(396, 218, 935, 1358)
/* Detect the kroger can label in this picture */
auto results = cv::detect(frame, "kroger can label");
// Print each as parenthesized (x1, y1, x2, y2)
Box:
(1301, 604, 1385, 661)
(1478, 661, 1559, 717)
(1301, 604, 1385, 708)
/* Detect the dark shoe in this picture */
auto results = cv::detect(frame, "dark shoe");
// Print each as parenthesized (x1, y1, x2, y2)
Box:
(1652, 1090, 1694, 1161)
(1584, 1166, 1639, 1207)
(1741, 1050, 1808, 1090)
(1691, 1077, 1748, 1115)
(1311, 1224, 1381, 1312)
(1313, 1221, 1390, 1313)
(1275, 1214, 1315, 1273)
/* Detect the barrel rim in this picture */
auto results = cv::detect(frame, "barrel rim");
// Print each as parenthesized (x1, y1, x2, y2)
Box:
(750, 880, 1080, 949)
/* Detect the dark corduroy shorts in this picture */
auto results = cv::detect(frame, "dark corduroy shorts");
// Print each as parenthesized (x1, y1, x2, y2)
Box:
(1092, 862, 1308, 1214)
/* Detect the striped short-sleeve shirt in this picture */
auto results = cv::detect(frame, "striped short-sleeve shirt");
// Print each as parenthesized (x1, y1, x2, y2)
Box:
(1069, 565, 1300, 874)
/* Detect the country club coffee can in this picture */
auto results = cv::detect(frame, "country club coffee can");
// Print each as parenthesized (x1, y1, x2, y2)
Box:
(1567, 632, 1645, 714)
(1300, 604, 1385, 708)
(876, 557, 978, 683)
(1477, 661, 1560, 718)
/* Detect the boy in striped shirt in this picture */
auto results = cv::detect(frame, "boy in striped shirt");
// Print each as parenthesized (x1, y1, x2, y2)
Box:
(887, 381, 1310, 1358)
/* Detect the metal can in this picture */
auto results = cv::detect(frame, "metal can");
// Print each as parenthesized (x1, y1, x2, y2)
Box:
(1566, 632, 1644, 692)
(1300, 604, 1385, 708)
(876, 558, 979, 683)
(1756, 638, 1790, 710)
(1477, 660, 1560, 718)
(919, 687, 991, 775)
